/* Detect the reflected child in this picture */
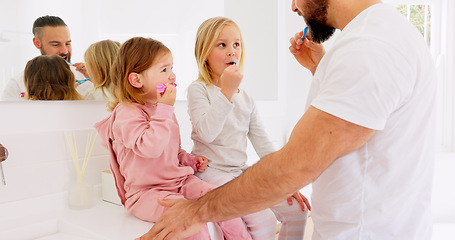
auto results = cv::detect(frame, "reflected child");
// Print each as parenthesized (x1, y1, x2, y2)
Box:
(24, 55, 83, 100)
(84, 40, 121, 100)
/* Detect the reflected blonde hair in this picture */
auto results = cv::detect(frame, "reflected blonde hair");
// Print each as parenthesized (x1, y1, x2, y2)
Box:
(24, 55, 83, 100)
(84, 40, 121, 98)
(108, 37, 170, 111)
(195, 17, 245, 85)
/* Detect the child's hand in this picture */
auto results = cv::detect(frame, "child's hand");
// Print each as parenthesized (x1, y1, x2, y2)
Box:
(72, 62, 90, 78)
(220, 65, 243, 101)
(287, 191, 311, 212)
(157, 83, 176, 106)
(194, 156, 208, 172)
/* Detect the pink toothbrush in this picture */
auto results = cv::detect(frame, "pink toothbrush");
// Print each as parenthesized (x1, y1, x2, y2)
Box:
(157, 83, 177, 94)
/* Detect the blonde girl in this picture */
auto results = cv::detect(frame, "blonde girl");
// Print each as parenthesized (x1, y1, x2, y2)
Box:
(84, 39, 120, 100)
(188, 17, 310, 240)
(95, 37, 251, 240)
(24, 55, 83, 100)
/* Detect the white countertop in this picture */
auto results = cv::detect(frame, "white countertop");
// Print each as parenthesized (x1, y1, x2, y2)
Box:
(0, 189, 152, 240)
(0, 188, 222, 240)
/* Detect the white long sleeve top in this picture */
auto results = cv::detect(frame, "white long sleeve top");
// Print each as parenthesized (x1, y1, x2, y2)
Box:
(187, 81, 275, 172)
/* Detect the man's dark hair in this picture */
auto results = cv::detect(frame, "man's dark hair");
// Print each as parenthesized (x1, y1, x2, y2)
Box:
(32, 15, 67, 38)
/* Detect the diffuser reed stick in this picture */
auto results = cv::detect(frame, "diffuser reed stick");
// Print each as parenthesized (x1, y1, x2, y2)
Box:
(65, 131, 98, 183)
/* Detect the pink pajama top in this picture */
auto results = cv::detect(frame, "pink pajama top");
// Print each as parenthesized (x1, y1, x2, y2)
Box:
(94, 102, 197, 208)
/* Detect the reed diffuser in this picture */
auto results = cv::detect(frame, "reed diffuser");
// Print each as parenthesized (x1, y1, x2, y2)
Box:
(65, 130, 98, 209)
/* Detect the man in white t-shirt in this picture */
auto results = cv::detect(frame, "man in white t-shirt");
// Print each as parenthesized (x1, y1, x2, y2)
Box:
(1, 15, 93, 100)
(138, 1, 437, 240)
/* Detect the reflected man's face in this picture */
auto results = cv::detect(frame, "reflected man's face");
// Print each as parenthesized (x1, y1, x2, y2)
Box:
(34, 26, 72, 63)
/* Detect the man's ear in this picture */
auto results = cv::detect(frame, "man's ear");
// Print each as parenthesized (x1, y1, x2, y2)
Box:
(33, 37, 41, 49)
(128, 72, 143, 88)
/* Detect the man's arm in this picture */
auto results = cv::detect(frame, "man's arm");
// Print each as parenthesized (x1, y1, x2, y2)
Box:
(140, 106, 375, 240)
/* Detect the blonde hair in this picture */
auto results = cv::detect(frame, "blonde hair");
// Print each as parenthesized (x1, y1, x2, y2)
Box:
(84, 39, 121, 98)
(195, 17, 245, 85)
(24, 55, 83, 100)
(108, 37, 170, 111)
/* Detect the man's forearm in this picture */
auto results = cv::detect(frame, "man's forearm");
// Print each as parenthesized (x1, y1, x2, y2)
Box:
(196, 148, 312, 223)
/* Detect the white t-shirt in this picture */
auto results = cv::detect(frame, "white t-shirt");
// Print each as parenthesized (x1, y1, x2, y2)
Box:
(187, 81, 275, 173)
(1, 65, 93, 100)
(307, 4, 437, 240)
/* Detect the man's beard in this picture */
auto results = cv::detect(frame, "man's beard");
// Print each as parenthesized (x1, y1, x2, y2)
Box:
(298, 0, 336, 44)
(40, 49, 71, 63)
(306, 19, 336, 44)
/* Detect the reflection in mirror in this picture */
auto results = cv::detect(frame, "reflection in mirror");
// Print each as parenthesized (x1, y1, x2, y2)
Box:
(0, 0, 278, 101)
(24, 55, 84, 100)
(83, 40, 121, 101)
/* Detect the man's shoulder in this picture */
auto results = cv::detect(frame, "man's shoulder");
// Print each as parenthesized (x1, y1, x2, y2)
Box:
(1, 71, 25, 100)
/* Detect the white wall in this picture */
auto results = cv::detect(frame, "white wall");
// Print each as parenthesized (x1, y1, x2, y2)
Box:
(224, 0, 278, 100)
(0, 101, 111, 204)
(439, 0, 455, 151)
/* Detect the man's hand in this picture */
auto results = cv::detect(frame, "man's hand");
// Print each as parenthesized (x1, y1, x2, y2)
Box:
(138, 198, 206, 240)
(289, 30, 325, 75)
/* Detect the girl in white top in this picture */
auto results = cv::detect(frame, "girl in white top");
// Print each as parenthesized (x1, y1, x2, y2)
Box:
(187, 17, 310, 240)
(83, 40, 120, 101)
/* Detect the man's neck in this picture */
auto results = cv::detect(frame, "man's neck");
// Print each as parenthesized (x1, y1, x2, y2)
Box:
(330, 0, 383, 30)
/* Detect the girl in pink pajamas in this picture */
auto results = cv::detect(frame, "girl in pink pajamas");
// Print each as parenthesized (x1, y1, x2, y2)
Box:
(95, 37, 251, 240)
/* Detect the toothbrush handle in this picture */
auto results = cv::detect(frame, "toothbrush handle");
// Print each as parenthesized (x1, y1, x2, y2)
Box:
(301, 27, 309, 42)
(76, 78, 90, 85)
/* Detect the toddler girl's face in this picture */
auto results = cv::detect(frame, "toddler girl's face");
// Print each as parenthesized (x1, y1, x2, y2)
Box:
(138, 52, 176, 102)
(206, 24, 242, 81)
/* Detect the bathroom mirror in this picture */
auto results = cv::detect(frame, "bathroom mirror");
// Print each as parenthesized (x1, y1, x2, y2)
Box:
(0, 0, 278, 101)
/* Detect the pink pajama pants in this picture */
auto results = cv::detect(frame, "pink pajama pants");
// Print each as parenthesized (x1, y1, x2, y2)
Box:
(196, 167, 309, 240)
(127, 175, 252, 240)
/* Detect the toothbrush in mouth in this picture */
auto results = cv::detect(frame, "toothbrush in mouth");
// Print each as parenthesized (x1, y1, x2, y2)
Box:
(228, 62, 236, 65)
(301, 26, 309, 44)
(157, 83, 177, 94)
(67, 61, 86, 71)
